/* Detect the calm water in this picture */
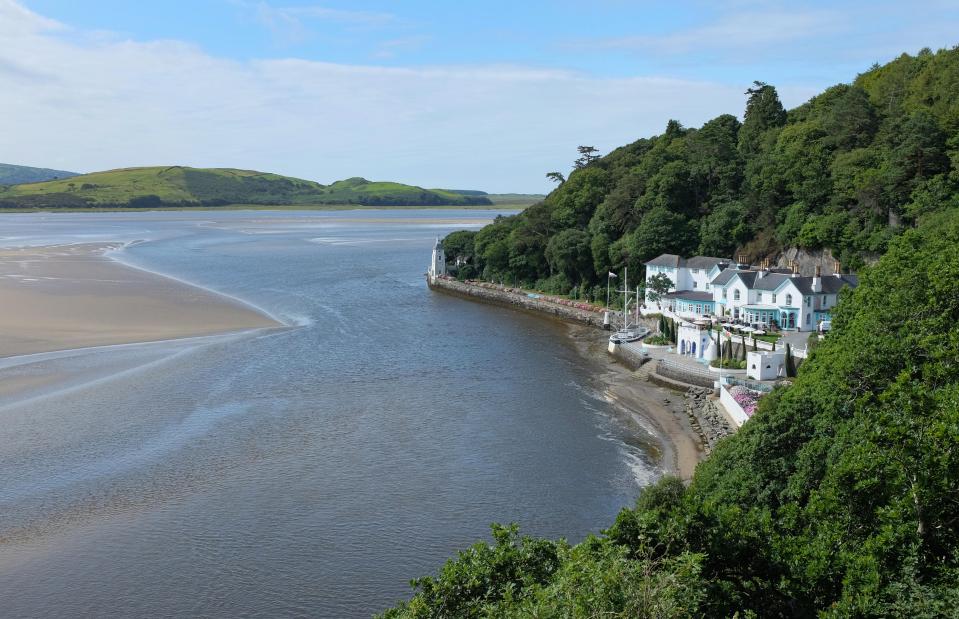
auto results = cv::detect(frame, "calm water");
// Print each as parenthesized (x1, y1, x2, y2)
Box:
(0, 210, 665, 618)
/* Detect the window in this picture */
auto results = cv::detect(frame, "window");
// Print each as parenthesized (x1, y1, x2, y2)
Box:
(805, 296, 811, 307)
(806, 314, 810, 325)
(822, 295, 827, 305)
(693, 282, 698, 288)
(785, 294, 791, 305)
(772, 293, 777, 304)
(734, 289, 741, 301)
(721, 289, 727, 299)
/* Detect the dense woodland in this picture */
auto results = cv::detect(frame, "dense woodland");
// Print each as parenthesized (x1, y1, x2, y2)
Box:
(383, 47, 959, 617)
(443, 47, 959, 297)
(388, 179, 959, 619)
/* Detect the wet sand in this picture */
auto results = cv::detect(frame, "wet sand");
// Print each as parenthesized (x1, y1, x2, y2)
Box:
(0, 243, 281, 360)
(565, 324, 705, 480)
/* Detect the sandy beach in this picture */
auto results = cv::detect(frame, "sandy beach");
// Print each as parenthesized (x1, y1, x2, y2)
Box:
(565, 324, 705, 480)
(0, 243, 281, 359)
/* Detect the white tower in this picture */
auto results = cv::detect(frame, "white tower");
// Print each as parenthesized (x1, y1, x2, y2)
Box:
(429, 237, 446, 282)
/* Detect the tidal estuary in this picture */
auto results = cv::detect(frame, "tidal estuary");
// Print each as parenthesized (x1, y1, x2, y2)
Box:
(0, 210, 668, 617)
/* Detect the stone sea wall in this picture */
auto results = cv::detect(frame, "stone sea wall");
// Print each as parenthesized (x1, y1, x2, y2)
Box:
(429, 276, 654, 330)
(683, 387, 735, 453)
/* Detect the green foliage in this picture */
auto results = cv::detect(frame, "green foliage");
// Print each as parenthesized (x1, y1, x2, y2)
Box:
(711, 357, 746, 369)
(439, 47, 959, 293)
(386, 206, 959, 617)
(442, 230, 476, 264)
(645, 273, 674, 305)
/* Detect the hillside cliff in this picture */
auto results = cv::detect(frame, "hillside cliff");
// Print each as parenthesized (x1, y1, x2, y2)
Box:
(442, 46, 959, 291)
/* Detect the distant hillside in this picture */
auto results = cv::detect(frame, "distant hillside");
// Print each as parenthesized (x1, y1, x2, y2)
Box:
(0, 167, 493, 209)
(483, 193, 545, 206)
(322, 177, 492, 206)
(0, 163, 77, 185)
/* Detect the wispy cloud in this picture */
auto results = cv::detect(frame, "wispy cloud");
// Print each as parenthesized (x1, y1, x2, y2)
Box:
(239, 1, 397, 44)
(0, 1, 791, 192)
(570, 9, 844, 57)
(372, 36, 429, 60)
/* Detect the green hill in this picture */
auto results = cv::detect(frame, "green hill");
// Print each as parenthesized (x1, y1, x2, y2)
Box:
(442, 46, 959, 293)
(382, 46, 959, 617)
(0, 163, 77, 185)
(0, 167, 494, 209)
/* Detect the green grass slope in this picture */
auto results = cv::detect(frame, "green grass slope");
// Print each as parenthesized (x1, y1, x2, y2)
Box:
(0, 163, 77, 185)
(321, 177, 492, 206)
(0, 167, 493, 209)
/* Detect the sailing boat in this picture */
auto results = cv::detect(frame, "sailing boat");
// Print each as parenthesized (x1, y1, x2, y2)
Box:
(608, 267, 649, 344)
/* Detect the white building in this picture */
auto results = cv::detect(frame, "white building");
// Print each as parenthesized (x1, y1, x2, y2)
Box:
(747, 350, 786, 380)
(428, 238, 446, 282)
(677, 320, 718, 361)
(645, 254, 857, 332)
(644, 254, 729, 313)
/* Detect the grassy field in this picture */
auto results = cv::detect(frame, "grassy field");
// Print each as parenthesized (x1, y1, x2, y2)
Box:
(0, 167, 497, 209)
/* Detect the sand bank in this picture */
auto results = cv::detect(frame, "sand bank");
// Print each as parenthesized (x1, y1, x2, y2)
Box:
(565, 325, 705, 480)
(0, 243, 281, 359)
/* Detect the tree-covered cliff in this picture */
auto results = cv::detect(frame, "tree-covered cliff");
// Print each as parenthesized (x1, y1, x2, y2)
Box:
(444, 46, 959, 293)
(386, 203, 959, 618)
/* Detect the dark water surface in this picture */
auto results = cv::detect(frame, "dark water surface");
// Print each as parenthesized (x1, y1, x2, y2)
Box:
(0, 210, 664, 617)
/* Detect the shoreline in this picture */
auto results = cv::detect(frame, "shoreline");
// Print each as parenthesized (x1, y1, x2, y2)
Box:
(564, 324, 705, 480)
(0, 242, 283, 360)
(429, 277, 706, 479)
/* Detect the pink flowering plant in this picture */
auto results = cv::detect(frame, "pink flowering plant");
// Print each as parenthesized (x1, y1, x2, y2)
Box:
(729, 385, 762, 417)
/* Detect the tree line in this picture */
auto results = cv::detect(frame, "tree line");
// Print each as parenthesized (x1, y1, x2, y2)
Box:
(443, 46, 959, 298)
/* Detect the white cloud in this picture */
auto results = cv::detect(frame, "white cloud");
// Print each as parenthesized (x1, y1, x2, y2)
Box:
(0, 0, 811, 193)
(574, 9, 844, 56)
(240, 1, 397, 44)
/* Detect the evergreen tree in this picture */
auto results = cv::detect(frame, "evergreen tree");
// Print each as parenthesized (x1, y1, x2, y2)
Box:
(738, 81, 787, 157)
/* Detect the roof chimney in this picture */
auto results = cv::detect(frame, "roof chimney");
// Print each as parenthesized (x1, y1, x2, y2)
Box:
(812, 265, 822, 293)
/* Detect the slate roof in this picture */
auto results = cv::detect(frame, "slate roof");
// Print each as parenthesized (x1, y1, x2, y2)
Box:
(645, 253, 683, 268)
(664, 290, 715, 302)
(752, 273, 795, 291)
(821, 273, 858, 293)
(738, 272, 859, 295)
(711, 268, 757, 288)
(685, 256, 729, 270)
(645, 253, 730, 270)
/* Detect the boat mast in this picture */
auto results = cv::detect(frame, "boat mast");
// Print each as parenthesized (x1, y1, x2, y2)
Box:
(623, 267, 629, 329)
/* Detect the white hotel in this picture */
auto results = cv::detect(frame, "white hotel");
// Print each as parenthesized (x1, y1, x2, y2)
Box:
(643, 254, 858, 332)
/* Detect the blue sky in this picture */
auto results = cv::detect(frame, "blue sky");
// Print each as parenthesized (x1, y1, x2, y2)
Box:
(3, 0, 958, 192)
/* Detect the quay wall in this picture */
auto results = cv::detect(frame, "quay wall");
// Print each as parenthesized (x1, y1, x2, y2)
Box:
(428, 276, 658, 331)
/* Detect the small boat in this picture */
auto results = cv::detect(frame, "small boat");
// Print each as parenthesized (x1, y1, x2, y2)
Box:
(609, 325, 649, 344)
